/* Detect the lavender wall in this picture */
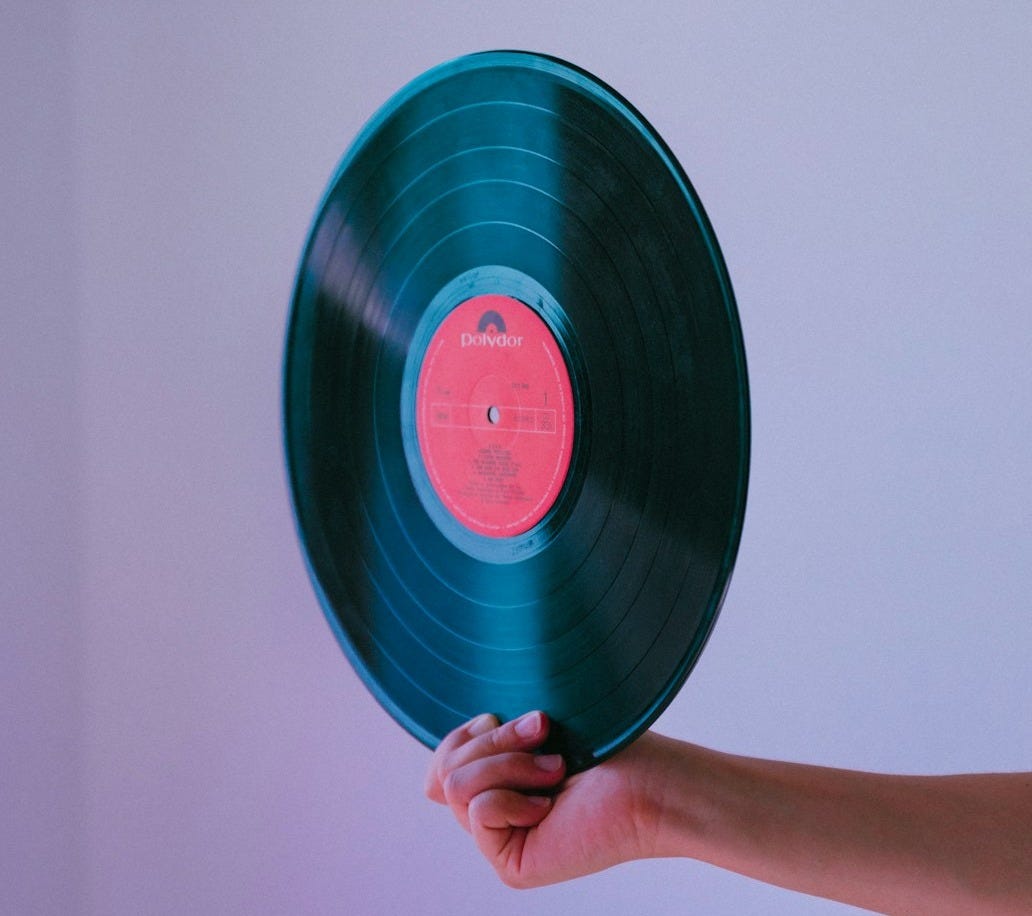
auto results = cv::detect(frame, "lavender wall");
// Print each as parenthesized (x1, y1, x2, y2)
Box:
(2, 5, 81, 913)
(5, 3, 1031, 914)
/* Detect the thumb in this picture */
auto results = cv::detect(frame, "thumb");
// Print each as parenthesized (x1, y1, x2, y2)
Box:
(468, 789, 553, 883)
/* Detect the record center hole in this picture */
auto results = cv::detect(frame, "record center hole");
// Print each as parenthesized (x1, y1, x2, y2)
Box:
(487, 405, 501, 425)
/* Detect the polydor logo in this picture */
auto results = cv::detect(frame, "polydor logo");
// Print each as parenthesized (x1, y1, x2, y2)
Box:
(460, 309, 524, 348)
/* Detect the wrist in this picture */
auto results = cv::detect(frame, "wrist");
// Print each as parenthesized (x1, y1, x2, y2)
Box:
(640, 735, 728, 862)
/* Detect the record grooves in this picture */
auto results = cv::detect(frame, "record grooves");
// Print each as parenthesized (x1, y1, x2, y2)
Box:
(284, 51, 749, 772)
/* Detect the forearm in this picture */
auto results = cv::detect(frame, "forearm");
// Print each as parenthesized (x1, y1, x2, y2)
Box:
(648, 738, 1032, 915)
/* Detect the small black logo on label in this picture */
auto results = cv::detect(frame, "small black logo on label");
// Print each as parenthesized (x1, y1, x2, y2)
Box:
(462, 308, 523, 348)
(477, 310, 506, 334)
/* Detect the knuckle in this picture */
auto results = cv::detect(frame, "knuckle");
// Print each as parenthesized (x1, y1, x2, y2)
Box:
(485, 727, 505, 753)
(440, 768, 466, 804)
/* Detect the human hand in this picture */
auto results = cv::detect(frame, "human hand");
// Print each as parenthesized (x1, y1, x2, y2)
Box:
(427, 712, 1032, 912)
(425, 711, 672, 888)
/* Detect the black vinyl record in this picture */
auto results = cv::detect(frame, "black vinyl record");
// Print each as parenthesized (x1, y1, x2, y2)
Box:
(284, 51, 749, 772)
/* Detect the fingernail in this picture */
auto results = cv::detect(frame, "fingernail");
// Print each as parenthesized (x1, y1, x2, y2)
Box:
(528, 795, 552, 808)
(534, 754, 563, 772)
(467, 714, 496, 737)
(514, 711, 543, 738)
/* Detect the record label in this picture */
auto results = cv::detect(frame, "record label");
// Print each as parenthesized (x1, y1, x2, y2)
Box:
(415, 294, 574, 538)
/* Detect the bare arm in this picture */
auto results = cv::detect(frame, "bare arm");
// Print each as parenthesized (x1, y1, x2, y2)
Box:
(426, 712, 1032, 915)
(651, 734, 1032, 914)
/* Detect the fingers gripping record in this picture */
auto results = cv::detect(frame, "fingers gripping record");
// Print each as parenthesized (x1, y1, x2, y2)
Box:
(427, 712, 566, 835)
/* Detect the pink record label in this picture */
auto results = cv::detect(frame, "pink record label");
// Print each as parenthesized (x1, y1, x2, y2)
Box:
(415, 294, 575, 538)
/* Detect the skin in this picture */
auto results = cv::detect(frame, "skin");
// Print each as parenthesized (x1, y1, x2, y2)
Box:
(426, 711, 1032, 914)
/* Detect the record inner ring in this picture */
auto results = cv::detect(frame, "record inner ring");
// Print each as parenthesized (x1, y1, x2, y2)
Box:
(414, 294, 575, 538)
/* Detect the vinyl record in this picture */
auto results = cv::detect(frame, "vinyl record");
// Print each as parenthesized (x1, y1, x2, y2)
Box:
(284, 51, 749, 772)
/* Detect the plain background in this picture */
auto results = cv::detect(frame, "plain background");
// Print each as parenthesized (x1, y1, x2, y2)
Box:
(4, 3, 1030, 914)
